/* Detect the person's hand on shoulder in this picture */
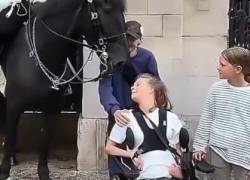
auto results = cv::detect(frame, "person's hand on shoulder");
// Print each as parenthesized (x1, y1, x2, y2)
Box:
(114, 109, 131, 127)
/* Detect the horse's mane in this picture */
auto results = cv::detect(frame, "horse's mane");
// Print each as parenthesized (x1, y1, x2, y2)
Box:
(107, 0, 126, 12)
(33, 0, 82, 19)
(32, 0, 125, 20)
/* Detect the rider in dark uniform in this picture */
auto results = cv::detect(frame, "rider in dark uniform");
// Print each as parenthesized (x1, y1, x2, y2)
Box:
(0, 0, 46, 53)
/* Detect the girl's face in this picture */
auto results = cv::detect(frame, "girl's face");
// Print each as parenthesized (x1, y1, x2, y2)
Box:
(131, 78, 154, 103)
(217, 55, 240, 80)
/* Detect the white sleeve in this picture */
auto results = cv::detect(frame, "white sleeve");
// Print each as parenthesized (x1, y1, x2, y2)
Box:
(193, 86, 214, 151)
(167, 112, 183, 147)
(109, 123, 127, 144)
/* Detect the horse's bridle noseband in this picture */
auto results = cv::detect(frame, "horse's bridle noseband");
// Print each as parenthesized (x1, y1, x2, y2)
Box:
(84, 0, 127, 76)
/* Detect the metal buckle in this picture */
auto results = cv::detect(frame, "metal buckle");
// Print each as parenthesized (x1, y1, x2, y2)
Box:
(100, 51, 108, 60)
(29, 51, 34, 57)
(51, 84, 59, 91)
(91, 12, 98, 20)
(98, 38, 104, 46)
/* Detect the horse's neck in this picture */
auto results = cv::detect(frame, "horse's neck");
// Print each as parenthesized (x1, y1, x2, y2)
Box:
(35, 0, 80, 20)
(33, 0, 81, 62)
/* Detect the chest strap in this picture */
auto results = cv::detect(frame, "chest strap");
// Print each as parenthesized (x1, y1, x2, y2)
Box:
(132, 108, 168, 154)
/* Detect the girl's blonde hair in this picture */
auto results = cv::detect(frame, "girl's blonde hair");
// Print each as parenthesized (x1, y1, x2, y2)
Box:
(221, 47, 250, 83)
(136, 73, 173, 110)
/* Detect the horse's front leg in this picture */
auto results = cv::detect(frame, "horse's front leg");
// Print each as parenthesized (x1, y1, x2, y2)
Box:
(0, 107, 21, 180)
(38, 113, 57, 180)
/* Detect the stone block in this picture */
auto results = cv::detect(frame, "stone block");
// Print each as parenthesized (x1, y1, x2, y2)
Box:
(82, 81, 107, 118)
(142, 37, 183, 60)
(77, 117, 108, 171)
(77, 118, 97, 171)
(96, 120, 108, 170)
(148, 0, 183, 15)
(172, 36, 227, 77)
(158, 59, 173, 80)
(197, 0, 210, 11)
(163, 15, 183, 37)
(183, 0, 228, 36)
(126, 0, 147, 14)
(126, 15, 163, 37)
(166, 76, 217, 115)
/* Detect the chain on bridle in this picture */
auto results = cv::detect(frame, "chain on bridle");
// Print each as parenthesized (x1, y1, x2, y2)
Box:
(25, 0, 126, 89)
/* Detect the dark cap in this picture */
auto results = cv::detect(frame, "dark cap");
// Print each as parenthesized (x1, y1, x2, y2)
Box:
(125, 21, 142, 40)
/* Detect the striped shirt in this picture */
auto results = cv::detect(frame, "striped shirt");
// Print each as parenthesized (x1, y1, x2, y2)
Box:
(193, 80, 250, 170)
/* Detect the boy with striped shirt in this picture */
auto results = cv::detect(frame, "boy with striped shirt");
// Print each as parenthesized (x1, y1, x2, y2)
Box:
(193, 47, 250, 180)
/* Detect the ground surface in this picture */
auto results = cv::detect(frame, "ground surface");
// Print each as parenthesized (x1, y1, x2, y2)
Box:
(2, 152, 109, 180)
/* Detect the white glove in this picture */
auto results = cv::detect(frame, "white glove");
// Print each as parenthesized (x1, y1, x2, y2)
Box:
(0, 0, 15, 12)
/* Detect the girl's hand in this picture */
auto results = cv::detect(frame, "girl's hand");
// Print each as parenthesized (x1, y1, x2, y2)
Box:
(126, 146, 137, 159)
(127, 149, 134, 159)
(133, 156, 143, 170)
(126, 147, 143, 170)
(193, 150, 207, 161)
(168, 164, 183, 179)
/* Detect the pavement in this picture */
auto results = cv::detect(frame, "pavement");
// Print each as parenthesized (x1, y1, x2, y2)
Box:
(2, 153, 109, 180)
(2, 153, 249, 180)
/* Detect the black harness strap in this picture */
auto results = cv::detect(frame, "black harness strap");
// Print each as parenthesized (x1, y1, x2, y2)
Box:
(133, 108, 181, 160)
(132, 108, 168, 154)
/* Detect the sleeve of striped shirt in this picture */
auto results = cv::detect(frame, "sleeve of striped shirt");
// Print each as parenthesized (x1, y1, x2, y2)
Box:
(193, 87, 215, 152)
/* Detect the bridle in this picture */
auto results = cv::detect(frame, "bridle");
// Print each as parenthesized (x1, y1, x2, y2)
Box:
(86, 0, 126, 50)
(25, 0, 126, 89)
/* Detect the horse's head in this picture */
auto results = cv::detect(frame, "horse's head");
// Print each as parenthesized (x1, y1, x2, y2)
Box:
(33, 0, 128, 77)
(77, 0, 129, 73)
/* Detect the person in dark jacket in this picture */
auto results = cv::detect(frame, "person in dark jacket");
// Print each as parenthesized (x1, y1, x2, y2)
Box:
(98, 20, 160, 179)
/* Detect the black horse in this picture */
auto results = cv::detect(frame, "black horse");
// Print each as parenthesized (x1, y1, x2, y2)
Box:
(0, 0, 128, 179)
